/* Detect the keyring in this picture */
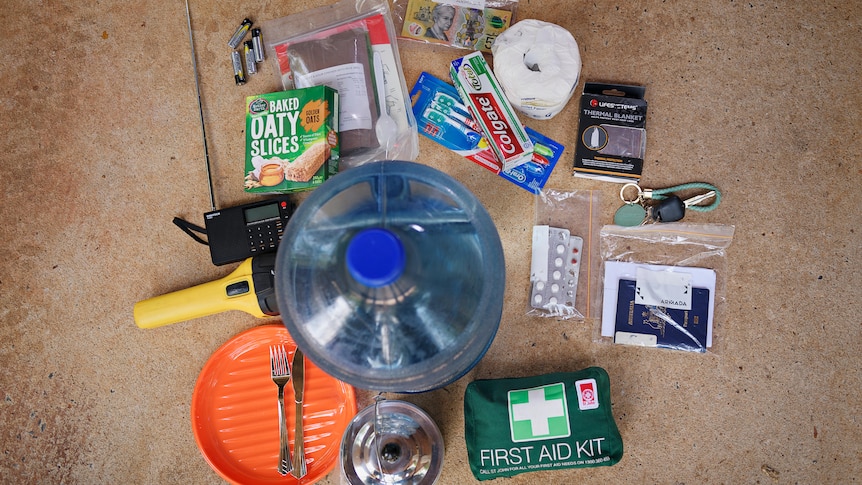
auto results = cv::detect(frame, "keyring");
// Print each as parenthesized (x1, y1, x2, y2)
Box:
(619, 183, 643, 205)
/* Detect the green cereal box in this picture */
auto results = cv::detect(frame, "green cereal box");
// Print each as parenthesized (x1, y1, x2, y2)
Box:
(244, 86, 339, 193)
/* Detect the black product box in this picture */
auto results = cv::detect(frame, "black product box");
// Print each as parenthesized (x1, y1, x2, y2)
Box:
(573, 83, 648, 183)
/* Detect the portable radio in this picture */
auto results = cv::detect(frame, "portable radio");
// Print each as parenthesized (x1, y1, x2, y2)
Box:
(203, 196, 293, 265)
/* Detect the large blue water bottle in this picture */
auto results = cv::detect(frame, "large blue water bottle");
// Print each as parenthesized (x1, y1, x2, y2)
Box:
(274, 161, 505, 392)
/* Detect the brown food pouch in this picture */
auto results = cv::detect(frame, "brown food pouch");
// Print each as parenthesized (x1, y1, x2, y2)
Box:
(287, 29, 379, 156)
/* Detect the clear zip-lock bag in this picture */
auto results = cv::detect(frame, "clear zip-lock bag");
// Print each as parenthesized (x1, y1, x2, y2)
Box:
(527, 189, 602, 320)
(262, 0, 419, 169)
(597, 223, 735, 353)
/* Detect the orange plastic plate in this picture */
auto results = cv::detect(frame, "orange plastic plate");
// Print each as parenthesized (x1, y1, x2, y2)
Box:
(192, 324, 357, 484)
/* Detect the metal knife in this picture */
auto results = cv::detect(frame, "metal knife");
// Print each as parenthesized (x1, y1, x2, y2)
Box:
(291, 349, 307, 479)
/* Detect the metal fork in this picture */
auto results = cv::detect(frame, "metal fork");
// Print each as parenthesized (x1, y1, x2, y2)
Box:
(269, 345, 293, 475)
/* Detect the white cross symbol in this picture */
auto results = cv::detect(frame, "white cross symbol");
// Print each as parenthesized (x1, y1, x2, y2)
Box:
(511, 389, 566, 436)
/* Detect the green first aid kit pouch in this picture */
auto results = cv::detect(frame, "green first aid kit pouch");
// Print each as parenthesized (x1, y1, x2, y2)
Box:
(464, 367, 623, 480)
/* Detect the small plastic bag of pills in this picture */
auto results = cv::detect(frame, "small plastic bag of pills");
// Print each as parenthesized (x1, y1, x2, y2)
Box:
(528, 189, 602, 320)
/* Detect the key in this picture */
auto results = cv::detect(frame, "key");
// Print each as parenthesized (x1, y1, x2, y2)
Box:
(651, 195, 686, 222)
(650, 191, 717, 222)
(683, 190, 716, 208)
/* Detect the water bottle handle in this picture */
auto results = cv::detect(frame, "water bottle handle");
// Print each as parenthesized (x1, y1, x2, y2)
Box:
(371, 173, 409, 209)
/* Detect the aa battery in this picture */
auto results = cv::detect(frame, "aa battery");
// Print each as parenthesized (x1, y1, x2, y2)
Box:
(228, 18, 252, 49)
(244, 41, 257, 75)
(231, 50, 246, 85)
(251, 28, 264, 63)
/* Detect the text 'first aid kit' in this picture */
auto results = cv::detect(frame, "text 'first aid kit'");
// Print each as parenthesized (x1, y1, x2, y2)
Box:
(464, 367, 623, 480)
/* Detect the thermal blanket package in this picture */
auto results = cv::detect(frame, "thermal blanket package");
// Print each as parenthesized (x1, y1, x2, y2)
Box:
(491, 19, 582, 119)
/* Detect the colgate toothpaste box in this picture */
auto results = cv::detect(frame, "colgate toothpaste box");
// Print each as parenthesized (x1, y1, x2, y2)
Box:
(450, 51, 533, 172)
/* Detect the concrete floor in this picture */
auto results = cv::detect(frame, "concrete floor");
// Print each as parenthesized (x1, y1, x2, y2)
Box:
(1, 0, 859, 483)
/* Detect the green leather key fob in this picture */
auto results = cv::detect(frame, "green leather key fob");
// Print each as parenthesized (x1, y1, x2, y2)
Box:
(614, 203, 646, 226)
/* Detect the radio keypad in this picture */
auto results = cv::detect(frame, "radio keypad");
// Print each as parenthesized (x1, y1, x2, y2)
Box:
(247, 220, 284, 253)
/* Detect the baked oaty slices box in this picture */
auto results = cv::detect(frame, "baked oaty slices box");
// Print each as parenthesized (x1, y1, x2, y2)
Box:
(244, 86, 339, 193)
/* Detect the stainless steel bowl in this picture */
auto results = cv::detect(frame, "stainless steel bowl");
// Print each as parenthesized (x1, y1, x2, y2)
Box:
(340, 400, 444, 484)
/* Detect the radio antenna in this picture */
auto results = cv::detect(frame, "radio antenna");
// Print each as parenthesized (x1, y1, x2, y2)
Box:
(185, 0, 217, 211)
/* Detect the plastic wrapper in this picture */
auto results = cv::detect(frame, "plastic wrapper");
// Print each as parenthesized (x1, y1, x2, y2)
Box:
(527, 189, 602, 320)
(597, 223, 735, 354)
(262, 0, 418, 169)
(390, 0, 519, 52)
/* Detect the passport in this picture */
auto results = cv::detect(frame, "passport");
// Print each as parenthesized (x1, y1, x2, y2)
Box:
(614, 279, 711, 353)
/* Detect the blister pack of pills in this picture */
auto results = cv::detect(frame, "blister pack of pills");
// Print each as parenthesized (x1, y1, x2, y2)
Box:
(530, 225, 583, 317)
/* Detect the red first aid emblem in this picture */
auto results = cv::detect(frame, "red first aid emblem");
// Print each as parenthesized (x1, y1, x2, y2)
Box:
(575, 378, 599, 410)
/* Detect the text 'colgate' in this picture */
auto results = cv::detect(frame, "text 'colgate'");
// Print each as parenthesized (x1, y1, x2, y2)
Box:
(471, 93, 520, 155)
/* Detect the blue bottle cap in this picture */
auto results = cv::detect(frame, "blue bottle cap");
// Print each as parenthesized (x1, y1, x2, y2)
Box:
(346, 228, 405, 288)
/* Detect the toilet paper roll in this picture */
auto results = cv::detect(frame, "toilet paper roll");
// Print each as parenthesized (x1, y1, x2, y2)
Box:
(491, 20, 581, 120)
